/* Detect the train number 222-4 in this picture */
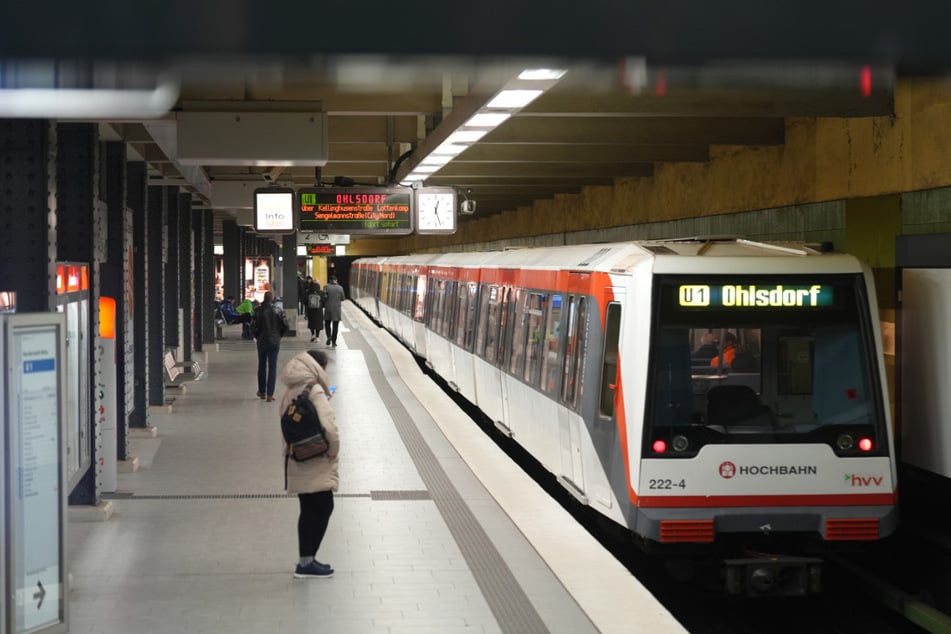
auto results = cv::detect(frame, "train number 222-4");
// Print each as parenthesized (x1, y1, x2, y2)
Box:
(649, 479, 686, 490)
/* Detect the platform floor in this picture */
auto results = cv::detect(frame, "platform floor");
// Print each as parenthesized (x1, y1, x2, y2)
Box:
(65, 303, 685, 634)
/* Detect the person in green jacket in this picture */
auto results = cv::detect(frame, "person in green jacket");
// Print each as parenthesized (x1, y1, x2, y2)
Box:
(237, 298, 255, 339)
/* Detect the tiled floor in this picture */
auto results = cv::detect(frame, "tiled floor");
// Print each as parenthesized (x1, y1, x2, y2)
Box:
(65, 304, 685, 634)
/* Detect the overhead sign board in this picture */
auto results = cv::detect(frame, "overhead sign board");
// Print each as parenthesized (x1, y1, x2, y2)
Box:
(297, 232, 351, 245)
(253, 187, 296, 234)
(298, 187, 413, 235)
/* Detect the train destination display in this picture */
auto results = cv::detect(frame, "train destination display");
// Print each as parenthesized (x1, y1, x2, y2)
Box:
(298, 188, 413, 235)
(678, 284, 833, 308)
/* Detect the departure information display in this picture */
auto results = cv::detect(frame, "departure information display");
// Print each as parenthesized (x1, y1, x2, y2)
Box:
(298, 188, 413, 235)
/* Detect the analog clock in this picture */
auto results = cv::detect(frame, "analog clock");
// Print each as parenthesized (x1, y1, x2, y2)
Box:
(416, 189, 457, 234)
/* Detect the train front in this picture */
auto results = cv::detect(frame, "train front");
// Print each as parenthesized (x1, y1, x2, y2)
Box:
(630, 259, 898, 596)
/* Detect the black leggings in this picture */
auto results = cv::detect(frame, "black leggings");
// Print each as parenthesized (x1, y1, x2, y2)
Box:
(297, 491, 334, 557)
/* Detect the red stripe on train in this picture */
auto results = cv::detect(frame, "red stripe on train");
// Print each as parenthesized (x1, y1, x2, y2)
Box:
(637, 491, 896, 508)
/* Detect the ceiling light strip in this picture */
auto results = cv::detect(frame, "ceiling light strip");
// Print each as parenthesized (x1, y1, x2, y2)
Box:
(402, 68, 566, 186)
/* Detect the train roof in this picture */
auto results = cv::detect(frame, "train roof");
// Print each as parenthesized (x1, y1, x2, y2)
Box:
(355, 239, 863, 275)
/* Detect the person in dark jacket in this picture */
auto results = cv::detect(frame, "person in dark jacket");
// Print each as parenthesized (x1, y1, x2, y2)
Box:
(251, 291, 288, 401)
(322, 276, 345, 347)
(279, 349, 339, 579)
(304, 279, 324, 342)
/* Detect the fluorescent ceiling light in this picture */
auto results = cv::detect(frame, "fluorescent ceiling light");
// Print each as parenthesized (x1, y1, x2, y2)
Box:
(486, 89, 543, 109)
(430, 143, 469, 155)
(0, 78, 180, 119)
(446, 129, 487, 144)
(411, 164, 441, 174)
(518, 69, 567, 81)
(466, 112, 511, 127)
(420, 154, 453, 166)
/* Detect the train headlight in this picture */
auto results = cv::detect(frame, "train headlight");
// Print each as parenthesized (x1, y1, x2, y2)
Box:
(671, 435, 690, 452)
(836, 434, 854, 451)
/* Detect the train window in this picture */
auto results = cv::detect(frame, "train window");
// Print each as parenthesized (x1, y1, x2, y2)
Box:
(454, 284, 468, 347)
(445, 280, 458, 340)
(562, 296, 587, 408)
(464, 282, 478, 349)
(430, 279, 445, 335)
(477, 285, 500, 362)
(542, 294, 563, 394)
(524, 293, 546, 385)
(498, 286, 515, 367)
(599, 302, 621, 417)
(648, 274, 884, 454)
(509, 289, 529, 377)
(414, 274, 427, 322)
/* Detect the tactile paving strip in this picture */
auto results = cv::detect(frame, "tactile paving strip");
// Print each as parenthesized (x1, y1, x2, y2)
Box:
(348, 319, 550, 634)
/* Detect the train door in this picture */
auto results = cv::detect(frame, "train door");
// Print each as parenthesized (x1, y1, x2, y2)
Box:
(558, 273, 588, 495)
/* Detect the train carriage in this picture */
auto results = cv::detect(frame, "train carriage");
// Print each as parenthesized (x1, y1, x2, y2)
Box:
(352, 238, 899, 596)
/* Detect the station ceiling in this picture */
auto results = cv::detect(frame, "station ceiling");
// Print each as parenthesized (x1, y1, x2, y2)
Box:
(3, 2, 948, 244)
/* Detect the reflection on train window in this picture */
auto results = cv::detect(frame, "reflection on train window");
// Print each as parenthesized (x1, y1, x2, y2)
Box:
(562, 296, 587, 408)
(542, 294, 563, 394)
(509, 289, 529, 377)
(414, 274, 427, 321)
(649, 275, 881, 445)
(498, 286, 514, 367)
(479, 285, 500, 363)
(464, 282, 478, 349)
(524, 293, 546, 386)
(599, 302, 621, 418)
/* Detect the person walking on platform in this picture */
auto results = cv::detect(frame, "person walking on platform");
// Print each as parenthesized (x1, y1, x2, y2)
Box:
(304, 279, 325, 342)
(322, 275, 345, 347)
(251, 291, 288, 401)
(279, 349, 339, 579)
(297, 274, 308, 314)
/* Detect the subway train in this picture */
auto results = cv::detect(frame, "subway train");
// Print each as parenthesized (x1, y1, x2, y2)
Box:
(350, 238, 899, 596)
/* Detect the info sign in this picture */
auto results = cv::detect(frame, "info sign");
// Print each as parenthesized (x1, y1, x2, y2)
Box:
(2, 313, 68, 634)
(253, 187, 296, 234)
(298, 187, 413, 235)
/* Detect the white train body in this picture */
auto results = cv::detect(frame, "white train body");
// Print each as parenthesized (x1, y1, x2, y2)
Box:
(352, 239, 899, 594)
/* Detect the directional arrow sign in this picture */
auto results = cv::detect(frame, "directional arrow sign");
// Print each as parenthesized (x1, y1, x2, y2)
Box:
(34, 580, 46, 609)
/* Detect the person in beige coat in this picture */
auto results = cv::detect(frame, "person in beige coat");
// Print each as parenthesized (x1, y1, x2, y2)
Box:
(278, 349, 340, 579)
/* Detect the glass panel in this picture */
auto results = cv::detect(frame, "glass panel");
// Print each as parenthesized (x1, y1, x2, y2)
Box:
(648, 275, 881, 444)
(600, 302, 621, 417)
(509, 289, 528, 376)
(524, 293, 546, 384)
(542, 294, 563, 393)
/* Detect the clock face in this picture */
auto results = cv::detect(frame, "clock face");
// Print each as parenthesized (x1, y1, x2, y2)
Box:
(416, 190, 457, 233)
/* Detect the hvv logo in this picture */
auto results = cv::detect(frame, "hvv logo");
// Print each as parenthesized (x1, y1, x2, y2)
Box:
(845, 473, 883, 487)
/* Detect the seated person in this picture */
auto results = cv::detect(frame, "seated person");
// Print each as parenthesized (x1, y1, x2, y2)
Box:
(691, 332, 720, 363)
(710, 332, 738, 367)
(219, 296, 240, 324)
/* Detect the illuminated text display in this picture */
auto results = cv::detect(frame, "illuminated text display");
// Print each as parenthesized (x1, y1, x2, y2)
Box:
(299, 188, 413, 235)
(679, 284, 833, 308)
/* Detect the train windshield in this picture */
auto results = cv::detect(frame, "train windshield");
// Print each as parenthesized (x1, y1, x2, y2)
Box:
(647, 274, 887, 453)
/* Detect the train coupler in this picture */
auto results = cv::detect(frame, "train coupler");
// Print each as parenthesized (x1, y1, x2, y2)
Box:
(724, 555, 822, 597)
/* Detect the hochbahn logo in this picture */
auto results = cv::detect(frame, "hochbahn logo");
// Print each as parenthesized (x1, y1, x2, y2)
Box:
(718, 461, 818, 478)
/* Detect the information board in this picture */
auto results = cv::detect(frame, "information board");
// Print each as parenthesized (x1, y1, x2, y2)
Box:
(298, 187, 413, 235)
(3, 314, 68, 634)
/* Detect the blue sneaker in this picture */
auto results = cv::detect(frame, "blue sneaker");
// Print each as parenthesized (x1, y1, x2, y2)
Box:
(294, 561, 334, 578)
